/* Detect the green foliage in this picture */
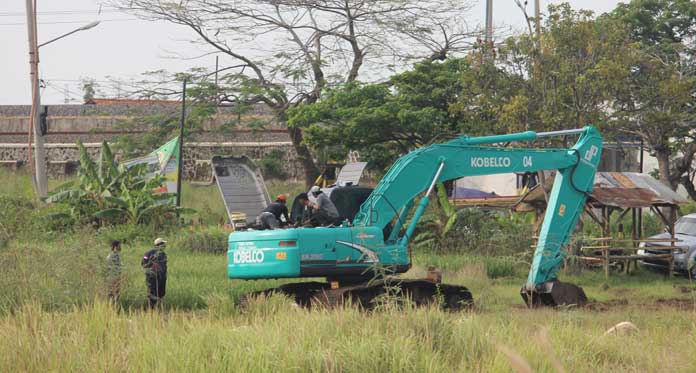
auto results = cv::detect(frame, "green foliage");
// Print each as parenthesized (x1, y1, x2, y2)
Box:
(80, 78, 97, 102)
(413, 207, 535, 257)
(44, 140, 187, 226)
(259, 149, 287, 180)
(289, 59, 470, 170)
(173, 227, 229, 254)
(604, 0, 696, 192)
(0, 195, 36, 248)
(96, 224, 169, 247)
(483, 257, 524, 279)
(611, 0, 696, 45)
(681, 202, 696, 216)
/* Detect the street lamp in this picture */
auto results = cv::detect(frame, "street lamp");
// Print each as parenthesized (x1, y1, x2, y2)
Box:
(176, 64, 243, 213)
(25, 0, 100, 198)
(38, 21, 101, 48)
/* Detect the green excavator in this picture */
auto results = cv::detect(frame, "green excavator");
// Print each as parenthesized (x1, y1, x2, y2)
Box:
(228, 126, 603, 308)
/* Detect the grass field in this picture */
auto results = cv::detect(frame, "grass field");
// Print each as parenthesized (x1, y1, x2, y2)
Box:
(1, 170, 696, 372)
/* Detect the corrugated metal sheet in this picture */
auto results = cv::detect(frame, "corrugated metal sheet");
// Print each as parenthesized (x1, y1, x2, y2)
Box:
(590, 172, 687, 208)
(212, 156, 271, 224)
(511, 172, 687, 211)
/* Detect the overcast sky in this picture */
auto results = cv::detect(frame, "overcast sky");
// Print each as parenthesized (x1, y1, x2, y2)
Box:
(0, 0, 624, 105)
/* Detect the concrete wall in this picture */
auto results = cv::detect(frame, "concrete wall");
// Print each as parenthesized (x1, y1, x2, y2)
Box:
(0, 141, 302, 181)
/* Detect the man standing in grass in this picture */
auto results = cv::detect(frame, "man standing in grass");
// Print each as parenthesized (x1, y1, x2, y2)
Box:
(106, 240, 123, 303)
(141, 238, 168, 309)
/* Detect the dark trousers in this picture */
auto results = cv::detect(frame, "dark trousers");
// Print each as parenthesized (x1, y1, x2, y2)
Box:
(107, 278, 121, 303)
(146, 274, 166, 309)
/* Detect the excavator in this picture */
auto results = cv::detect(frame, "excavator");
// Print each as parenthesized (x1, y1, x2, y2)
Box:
(228, 126, 603, 308)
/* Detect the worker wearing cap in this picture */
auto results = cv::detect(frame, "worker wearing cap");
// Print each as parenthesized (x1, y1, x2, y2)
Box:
(308, 186, 340, 226)
(141, 238, 168, 309)
(256, 194, 292, 230)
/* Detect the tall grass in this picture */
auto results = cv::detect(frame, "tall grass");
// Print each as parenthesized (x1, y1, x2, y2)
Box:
(3, 170, 696, 371)
(0, 299, 694, 372)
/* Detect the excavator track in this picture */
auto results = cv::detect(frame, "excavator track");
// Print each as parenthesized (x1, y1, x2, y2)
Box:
(240, 278, 473, 311)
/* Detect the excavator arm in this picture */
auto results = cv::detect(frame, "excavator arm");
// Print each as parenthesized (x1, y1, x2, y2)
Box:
(354, 126, 603, 306)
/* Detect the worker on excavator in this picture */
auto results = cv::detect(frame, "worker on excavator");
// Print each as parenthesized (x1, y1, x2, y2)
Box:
(308, 186, 340, 226)
(256, 194, 292, 230)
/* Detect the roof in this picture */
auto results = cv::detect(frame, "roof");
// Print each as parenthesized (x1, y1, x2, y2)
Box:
(514, 172, 688, 210)
(84, 98, 179, 105)
(589, 172, 688, 208)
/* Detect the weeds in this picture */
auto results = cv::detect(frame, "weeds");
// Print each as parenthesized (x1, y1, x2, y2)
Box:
(174, 226, 229, 254)
(2, 171, 696, 371)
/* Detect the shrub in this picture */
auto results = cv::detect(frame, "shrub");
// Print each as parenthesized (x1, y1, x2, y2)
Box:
(44, 140, 189, 227)
(413, 208, 535, 256)
(0, 195, 43, 247)
(259, 149, 287, 180)
(175, 227, 229, 254)
(96, 224, 167, 246)
(484, 256, 523, 279)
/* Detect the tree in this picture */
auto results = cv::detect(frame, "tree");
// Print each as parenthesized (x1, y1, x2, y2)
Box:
(81, 78, 97, 102)
(114, 0, 477, 185)
(493, 4, 625, 135)
(289, 58, 471, 170)
(608, 0, 696, 195)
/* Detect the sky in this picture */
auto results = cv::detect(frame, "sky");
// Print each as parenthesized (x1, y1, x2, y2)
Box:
(0, 0, 624, 105)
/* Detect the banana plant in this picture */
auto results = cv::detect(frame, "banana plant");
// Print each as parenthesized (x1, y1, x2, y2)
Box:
(44, 140, 191, 226)
(411, 183, 462, 248)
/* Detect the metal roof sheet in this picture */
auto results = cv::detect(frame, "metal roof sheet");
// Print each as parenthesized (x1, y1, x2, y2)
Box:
(589, 172, 688, 208)
(509, 172, 688, 211)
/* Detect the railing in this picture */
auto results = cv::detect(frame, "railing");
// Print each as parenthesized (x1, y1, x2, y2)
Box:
(578, 237, 685, 277)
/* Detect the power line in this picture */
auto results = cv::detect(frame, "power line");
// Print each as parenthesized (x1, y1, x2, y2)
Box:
(0, 9, 121, 17)
(0, 18, 141, 27)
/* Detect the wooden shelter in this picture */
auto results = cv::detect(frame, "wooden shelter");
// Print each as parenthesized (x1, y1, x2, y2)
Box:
(451, 172, 689, 276)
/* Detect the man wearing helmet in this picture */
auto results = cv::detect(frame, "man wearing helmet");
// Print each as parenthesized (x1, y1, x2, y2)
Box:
(255, 194, 292, 229)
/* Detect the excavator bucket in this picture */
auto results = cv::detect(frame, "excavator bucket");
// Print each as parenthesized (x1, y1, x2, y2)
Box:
(520, 280, 587, 307)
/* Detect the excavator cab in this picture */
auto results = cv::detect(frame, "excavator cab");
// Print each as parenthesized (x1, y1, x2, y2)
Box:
(289, 186, 373, 224)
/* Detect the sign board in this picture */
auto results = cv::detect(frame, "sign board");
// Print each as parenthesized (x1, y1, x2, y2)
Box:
(122, 137, 180, 200)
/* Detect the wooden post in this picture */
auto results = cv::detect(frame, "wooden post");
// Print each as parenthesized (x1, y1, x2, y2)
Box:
(668, 207, 676, 277)
(603, 207, 610, 279)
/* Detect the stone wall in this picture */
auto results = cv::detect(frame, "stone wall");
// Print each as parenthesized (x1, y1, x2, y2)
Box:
(0, 141, 302, 181)
(0, 104, 302, 180)
(0, 103, 289, 144)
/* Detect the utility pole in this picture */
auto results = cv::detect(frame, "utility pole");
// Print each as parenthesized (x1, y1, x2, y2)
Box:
(534, 0, 541, 49)
(175, 79, 187, 216)
(484, 0, 493, 43)
(25, 0, 48, 197)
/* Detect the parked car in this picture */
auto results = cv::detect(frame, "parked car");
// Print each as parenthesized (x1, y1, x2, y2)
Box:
(638, 213, 696, 277)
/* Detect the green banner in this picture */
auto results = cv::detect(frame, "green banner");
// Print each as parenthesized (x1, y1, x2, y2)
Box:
(122, 137, 180, 197)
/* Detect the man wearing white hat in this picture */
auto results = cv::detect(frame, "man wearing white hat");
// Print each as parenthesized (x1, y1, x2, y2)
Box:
(308, 186, 340, 226)
(141, 238, 168, 309)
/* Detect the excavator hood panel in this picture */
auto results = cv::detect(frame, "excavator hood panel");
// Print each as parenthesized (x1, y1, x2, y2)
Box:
(228, 226, 407, 280)
(228, 230, 301, 279)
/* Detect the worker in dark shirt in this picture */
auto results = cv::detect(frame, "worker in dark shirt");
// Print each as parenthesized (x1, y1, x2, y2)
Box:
(141, 238, 168, 309)
(255, 194, 292, 229)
